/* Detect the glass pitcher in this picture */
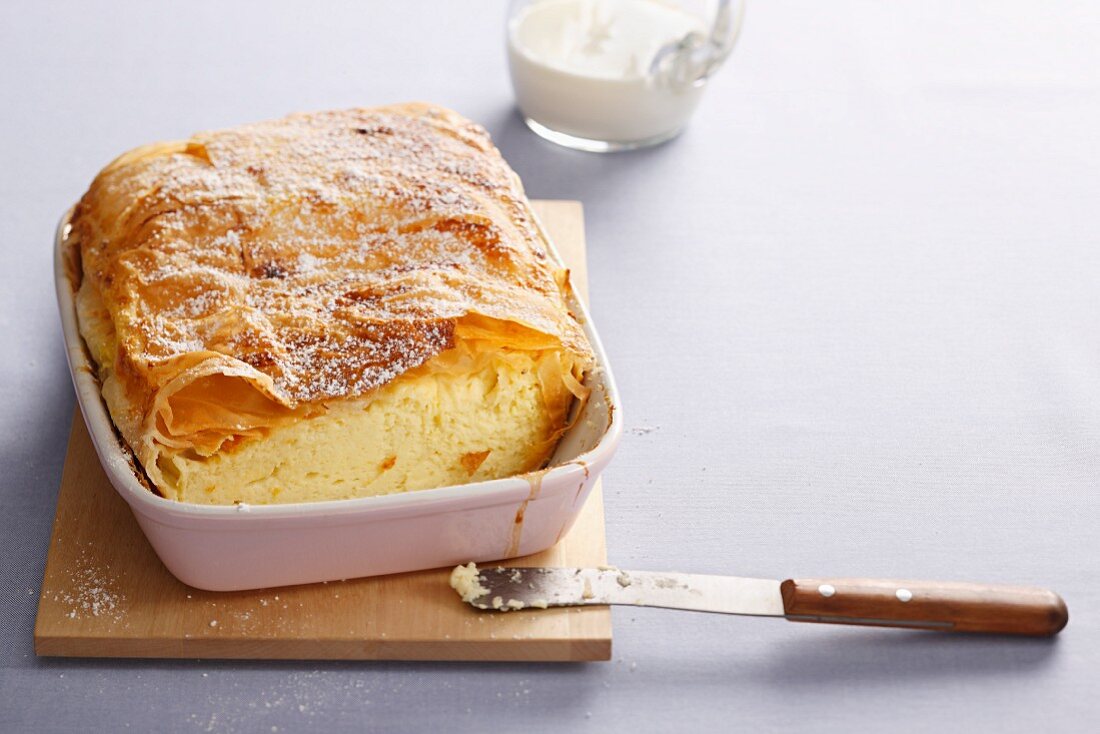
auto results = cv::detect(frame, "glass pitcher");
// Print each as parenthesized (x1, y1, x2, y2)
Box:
(506, 0, 746, 152)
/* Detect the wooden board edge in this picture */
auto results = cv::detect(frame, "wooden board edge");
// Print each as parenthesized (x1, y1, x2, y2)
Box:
(34, 633, 612, 662)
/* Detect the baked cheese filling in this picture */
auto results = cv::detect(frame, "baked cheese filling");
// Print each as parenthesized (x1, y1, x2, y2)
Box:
(154, 348, 568, 504)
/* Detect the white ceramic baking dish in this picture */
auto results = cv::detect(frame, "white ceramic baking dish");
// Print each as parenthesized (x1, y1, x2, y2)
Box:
(55, 207, 621, 591)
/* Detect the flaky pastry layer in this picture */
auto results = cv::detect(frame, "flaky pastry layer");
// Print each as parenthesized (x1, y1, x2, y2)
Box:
(69, 104, 592, 503)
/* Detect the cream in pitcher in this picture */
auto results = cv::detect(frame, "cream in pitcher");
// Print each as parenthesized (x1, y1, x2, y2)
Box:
(507, 0, 745, 151)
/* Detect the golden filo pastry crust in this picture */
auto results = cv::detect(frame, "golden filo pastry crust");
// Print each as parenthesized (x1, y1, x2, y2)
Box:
(69, 103, 593, 504)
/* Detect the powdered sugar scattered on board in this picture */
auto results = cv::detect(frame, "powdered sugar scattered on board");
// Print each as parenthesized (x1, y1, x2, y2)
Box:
(49, 542, 128, 624)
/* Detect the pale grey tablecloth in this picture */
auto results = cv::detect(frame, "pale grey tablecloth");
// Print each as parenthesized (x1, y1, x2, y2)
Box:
(1, 1, 1097, 732)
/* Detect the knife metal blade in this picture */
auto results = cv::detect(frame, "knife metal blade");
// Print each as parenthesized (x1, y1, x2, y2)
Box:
(454, 565, 785, 616)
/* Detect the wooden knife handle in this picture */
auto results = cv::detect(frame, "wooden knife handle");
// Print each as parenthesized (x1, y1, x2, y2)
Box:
(780, 578, 1068, 636)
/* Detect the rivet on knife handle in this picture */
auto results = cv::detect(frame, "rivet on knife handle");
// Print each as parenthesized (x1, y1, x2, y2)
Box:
(780, 578, 1069, 636)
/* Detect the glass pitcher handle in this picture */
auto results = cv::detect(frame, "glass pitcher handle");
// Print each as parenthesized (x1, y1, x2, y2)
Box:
(650, 0, 745, 89)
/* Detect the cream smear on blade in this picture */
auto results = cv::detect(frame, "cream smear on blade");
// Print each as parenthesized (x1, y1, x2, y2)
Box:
(508, 0, 708, 145)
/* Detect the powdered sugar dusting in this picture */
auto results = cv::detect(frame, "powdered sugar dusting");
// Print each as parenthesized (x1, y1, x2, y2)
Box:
(74, 103, 592, 413)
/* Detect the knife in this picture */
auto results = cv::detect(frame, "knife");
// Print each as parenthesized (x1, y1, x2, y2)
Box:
(449, 565, 1068, 636)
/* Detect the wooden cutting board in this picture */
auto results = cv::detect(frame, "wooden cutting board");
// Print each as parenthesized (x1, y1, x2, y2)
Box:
(34, 200, 612, 662)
